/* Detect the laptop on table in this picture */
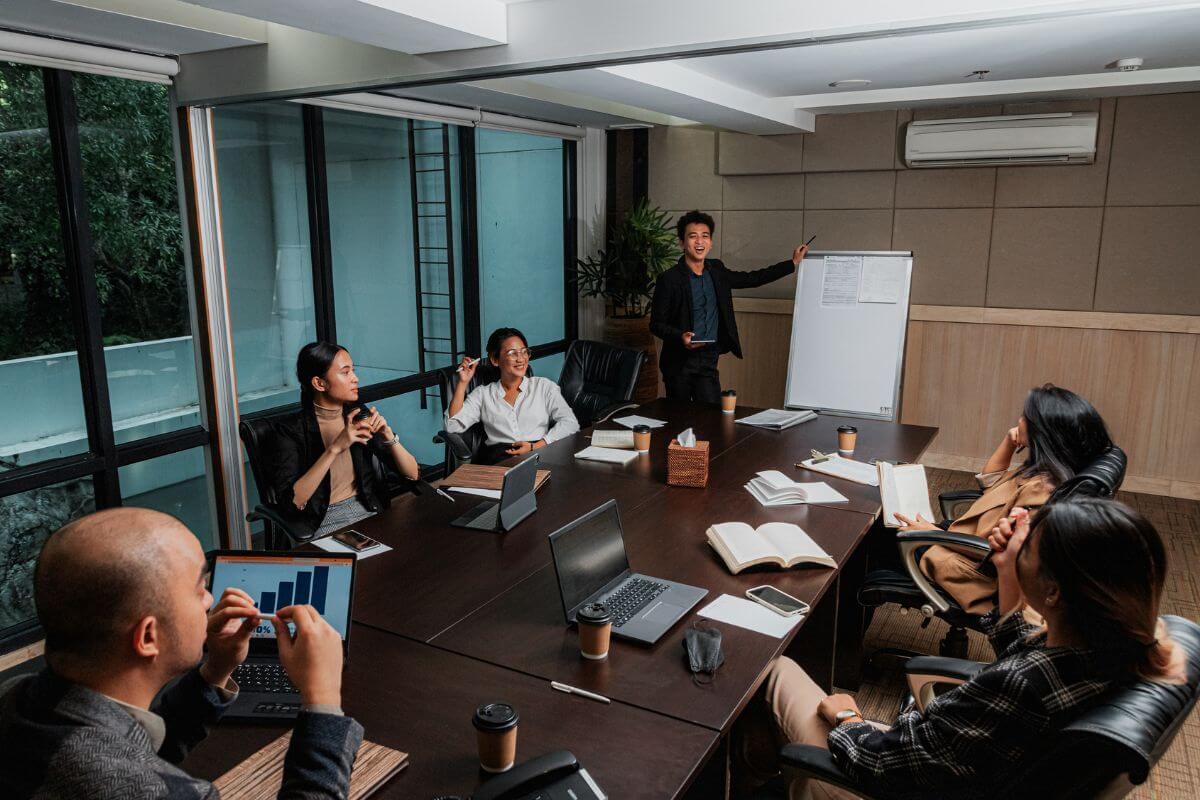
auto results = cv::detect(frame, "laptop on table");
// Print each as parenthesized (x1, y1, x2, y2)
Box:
(208, 551, 357, 719)
(451, 453, 539, 532)
(548, 499, 708, 645)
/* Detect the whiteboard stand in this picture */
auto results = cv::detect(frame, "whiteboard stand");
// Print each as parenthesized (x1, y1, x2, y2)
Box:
(782, 250, 914, 421)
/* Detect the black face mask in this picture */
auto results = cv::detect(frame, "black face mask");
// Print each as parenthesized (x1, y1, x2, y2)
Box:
(683, 624, 725, 685)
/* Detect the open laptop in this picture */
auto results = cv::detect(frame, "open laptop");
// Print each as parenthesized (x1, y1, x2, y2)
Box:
(208, 550, 357, 719)
(548, 499, 707, 644)
(451, 453, 539, 532)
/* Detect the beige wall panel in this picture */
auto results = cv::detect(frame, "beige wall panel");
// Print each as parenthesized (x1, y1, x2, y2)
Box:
(803, 110, 898, 173)
(1106, 92, 1200, 206)
(1095, 206, 1200, 315)
(721, 209, 803, 271)
(895, 167, 996, 208)
(722, 174, 805, 210)
(664, 210, 722, 259)
(986, 207, 1103, 311)
(717, 131, 804, 175)
(805, 171, 895, 209)
(900, 320, 1200, 486)
(803, 209, 894, 250)
(893, 208, 993, 307)
(648, 126, 722, 209)
(716, 310, 792, 407)
(994, 98, 1114, 207)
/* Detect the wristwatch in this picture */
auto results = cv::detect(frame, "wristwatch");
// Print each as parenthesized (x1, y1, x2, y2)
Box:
(835, 709, 862, 725)
(386, 435, 400, 447)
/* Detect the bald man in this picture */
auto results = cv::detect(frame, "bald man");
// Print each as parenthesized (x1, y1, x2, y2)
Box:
(0, 508, 362, 799)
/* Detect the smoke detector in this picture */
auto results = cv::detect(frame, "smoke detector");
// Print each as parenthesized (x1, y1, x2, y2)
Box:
(1113, 57, 1144, 72)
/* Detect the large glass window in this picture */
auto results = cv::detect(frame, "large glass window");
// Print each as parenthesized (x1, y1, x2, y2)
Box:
(119, 448, 215, 550)
(476, 128, 567, 349)
(0, 62, 91, 467)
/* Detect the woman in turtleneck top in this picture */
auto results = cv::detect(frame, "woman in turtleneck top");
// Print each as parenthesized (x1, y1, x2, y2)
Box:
(268, 342, 420, 540)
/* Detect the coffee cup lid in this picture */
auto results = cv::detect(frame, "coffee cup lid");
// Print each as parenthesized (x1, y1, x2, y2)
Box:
(721, 389, 736, 396)
(473, 702, 519, 731)
(837, 425, 858, 433)
(632, 425, 651, 433)
(577, 602, 612, 625)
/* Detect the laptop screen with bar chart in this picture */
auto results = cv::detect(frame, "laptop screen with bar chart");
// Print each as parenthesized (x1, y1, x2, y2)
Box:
(209, 552, 357, 651)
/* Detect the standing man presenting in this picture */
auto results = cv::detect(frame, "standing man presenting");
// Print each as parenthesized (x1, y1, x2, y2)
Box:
(651, 210, 809, 403)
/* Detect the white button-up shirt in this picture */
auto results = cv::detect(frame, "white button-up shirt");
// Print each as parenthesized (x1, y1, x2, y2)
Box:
(446, 375, 580, 446)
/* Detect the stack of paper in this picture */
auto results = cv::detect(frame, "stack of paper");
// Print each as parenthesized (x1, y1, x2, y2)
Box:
(575, 445, 639, 465)
(745, 470, 848, 507)
(612, 415, 667, 429)
(735, 409, 817, 430)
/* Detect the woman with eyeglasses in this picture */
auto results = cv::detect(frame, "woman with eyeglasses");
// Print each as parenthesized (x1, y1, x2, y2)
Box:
(446, 327, 580, 465)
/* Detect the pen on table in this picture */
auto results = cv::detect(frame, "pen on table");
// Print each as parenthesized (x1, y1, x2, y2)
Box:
(456, 357, 481, 373)
(550, 681, 610, 704)
(434, 486, 456, 503)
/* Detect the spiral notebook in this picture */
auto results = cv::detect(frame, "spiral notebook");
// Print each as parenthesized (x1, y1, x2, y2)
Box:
(213, 732, 408, 800)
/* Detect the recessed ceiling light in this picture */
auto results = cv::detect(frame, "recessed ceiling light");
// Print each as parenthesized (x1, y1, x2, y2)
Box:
(828, 79, 872, 88)
(966, 69, 991, 80)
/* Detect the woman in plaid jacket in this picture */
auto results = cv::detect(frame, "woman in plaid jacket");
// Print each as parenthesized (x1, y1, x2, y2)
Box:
(754, 497, 1186, 800)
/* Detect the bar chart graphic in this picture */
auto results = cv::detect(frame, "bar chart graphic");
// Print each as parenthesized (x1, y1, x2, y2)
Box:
(211, 557, 352, 639)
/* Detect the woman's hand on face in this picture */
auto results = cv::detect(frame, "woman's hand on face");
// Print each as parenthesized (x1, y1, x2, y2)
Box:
(1006, 424, 1025, 450)
(893, 512, 939, 532)
(988, 507, 1031, 577)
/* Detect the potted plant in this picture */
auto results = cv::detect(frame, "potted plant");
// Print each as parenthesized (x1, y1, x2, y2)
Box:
(574, 199, 679, 402)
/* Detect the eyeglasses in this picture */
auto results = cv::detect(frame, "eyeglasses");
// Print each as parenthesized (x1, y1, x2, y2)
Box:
(501, 348, 531, 360)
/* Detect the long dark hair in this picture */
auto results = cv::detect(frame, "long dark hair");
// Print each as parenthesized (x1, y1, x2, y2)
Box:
(1025, 497, 1184, 682)
(296, 341, 347, 410)
(1018, 384, 1112, 485)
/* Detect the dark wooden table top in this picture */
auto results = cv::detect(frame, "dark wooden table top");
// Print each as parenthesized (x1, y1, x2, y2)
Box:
(183, 626, 718, 799)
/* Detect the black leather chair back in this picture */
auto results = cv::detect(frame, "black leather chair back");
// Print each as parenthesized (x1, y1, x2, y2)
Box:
(995, 614, 1200, 800)
(238, 416, 279, 507)
(557, 339, 645, 427)
(1052, 445, 1128, 502)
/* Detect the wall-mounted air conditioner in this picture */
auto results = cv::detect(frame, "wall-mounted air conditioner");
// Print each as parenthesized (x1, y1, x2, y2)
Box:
(903, 112, 1098, 168)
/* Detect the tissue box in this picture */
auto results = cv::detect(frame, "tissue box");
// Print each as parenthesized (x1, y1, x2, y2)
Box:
(667, 440, 710, 488)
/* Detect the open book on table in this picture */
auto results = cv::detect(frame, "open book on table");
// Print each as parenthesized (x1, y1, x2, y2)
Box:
(706, 521, 836, 573)
(878, 461, 935, 528)
(745, 471, 848, 507)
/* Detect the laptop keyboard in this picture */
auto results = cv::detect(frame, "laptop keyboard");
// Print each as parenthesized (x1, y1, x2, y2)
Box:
(604, 577, 670, 627)
(472, 503, 500, 528)
(234, 661, 298, 694)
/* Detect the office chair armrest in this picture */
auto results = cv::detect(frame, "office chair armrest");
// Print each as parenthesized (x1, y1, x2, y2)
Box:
(245, 504, 311, 547)
(939, 489, 982, 522)
(592, 401, 639, 426)
(896, 531, 990, 615)
(779, 745, 874, 798)
(905, 656, 987, 713)
(436, 429, 474, 461)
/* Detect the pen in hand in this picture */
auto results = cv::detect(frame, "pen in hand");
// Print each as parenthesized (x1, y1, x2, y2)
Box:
(456, 357, 481, 373)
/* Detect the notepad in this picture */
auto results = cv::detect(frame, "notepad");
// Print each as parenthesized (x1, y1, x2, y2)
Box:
(736, 409, 817, 430)
(590, 429, 635, 449)
(745, 471, 848, 507)
(706, 521, 836, 573)
(612, 414, 668, 429)
(697, 594, 803, 639)
(878, 461, 935, 528)
(214, 732, 407, 799)
(798, 454, 880, 486)
(575, 445, 639, 465)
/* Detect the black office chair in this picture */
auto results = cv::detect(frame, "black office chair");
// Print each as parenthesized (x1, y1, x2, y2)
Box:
(431, 362, 533, 474)
(238, 416, 305, 550)
(859, 446, 1128, 660)
(779, 614, 1200, 800)
(556, 339, 645, 428)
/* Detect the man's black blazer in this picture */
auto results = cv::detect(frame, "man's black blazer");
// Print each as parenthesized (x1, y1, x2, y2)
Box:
(649, 257, 794, 377)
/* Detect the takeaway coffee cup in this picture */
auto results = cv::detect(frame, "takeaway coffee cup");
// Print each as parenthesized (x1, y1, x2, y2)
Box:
(633, 424, 652, 454)
(577, 602, 613, 660)
(837, 425, 858, 455)
(473, 703, 519, 773)
(721, 389, 737, 414)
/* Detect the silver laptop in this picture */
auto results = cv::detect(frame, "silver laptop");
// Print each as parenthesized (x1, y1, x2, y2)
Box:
(451, 453, 539, 532)
(548, 499, 707, 644)
(208, 550, 357, 719)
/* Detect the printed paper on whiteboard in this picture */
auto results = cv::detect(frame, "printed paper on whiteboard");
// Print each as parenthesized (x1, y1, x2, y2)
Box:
(859, 257, 905, 303)
(820, 256, 862, 308)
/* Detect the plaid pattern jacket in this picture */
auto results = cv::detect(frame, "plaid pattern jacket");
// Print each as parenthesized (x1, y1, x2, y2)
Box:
(828, 610, 1119, 799)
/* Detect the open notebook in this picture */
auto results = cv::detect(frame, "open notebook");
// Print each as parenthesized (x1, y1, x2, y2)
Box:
(745, 470, 848, 507)
(706, 522, 835, 573)
(878, 461, 935, 528)
(214, 733, 407, 800)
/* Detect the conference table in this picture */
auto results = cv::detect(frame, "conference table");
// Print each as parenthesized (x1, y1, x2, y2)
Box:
(184, 399, 937, 798)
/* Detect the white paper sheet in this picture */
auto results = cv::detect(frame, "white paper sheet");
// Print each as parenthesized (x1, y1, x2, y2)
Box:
(575, 445, 640, 464)
(820, 256, 862, 308)
(697, 594, 803, 639)
(859, 256, 905, 303)
(311, 536, 393, 560)
(449, 486, 502, 499)
(612, 415, 668, 429)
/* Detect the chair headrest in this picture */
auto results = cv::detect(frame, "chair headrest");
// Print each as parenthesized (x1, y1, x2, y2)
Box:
(1055, 445, 1127, 499)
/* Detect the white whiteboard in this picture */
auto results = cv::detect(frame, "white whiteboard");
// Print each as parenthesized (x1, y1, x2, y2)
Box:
(783, 251, 913, 420)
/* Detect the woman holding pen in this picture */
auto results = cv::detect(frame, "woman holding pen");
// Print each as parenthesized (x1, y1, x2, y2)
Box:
(446, 327, 580, 465)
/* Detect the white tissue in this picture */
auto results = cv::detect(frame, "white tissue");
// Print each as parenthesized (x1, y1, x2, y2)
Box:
(675, 427, 697, 448)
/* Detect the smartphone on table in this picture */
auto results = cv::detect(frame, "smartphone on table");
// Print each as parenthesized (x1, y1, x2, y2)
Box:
(331, 528, 380, 552)
(746, 585, 810, 617)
